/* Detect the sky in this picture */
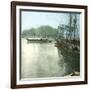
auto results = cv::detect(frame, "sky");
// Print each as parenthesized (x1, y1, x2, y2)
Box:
(21, 10, 80, 31)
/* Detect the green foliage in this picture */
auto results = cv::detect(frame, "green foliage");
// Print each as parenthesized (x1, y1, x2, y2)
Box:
(22, 28, 36, 38)
(22, 25, 58, 38)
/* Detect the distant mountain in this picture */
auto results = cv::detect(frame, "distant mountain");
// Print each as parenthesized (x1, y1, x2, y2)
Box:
(22, 25, 58, 38)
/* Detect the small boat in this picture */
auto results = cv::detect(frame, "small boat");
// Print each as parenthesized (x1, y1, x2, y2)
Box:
(26, 38, 52, 43)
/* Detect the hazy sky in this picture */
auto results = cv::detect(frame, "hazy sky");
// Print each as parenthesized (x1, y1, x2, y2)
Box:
(21, 11, 70, 31)
(21, 11, 80, 31)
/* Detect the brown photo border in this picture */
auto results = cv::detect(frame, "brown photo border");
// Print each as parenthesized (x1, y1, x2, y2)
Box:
(11, 1, 88, 89)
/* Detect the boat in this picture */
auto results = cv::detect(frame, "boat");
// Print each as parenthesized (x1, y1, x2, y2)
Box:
(26, 38, 52, 43)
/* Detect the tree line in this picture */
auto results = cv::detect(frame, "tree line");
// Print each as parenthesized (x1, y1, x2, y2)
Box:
(22, 25, 58, 39)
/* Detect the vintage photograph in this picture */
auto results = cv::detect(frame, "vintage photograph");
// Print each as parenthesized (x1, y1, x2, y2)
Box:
(20, 10, 80, 79)
(11, 1, 87, 88)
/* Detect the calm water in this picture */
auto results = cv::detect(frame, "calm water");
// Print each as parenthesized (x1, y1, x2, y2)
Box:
(21, 38, 80, 79)
(21, 38, 66, 79)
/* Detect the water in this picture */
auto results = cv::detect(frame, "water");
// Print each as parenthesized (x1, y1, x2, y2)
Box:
(21, 38, 65, 79)
(21, 38, 80, 79)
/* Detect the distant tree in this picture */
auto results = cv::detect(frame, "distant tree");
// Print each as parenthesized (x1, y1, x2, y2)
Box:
(37, 25, 57, 38)
(29, 28, 36, 37)
(21, 25, 57, 39)
(22, 28, 36, 38)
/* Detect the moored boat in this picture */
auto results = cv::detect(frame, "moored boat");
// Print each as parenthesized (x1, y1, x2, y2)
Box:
(26, 38, 52, 43)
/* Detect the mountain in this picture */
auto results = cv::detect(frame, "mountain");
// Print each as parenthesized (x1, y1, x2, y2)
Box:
(22, 25, 58, 39)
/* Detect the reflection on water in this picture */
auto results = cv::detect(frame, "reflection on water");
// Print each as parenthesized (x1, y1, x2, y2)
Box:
(21, 38, 65, 79)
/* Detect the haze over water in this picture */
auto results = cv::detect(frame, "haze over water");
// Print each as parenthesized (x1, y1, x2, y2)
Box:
(21, 38, 66, 79)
